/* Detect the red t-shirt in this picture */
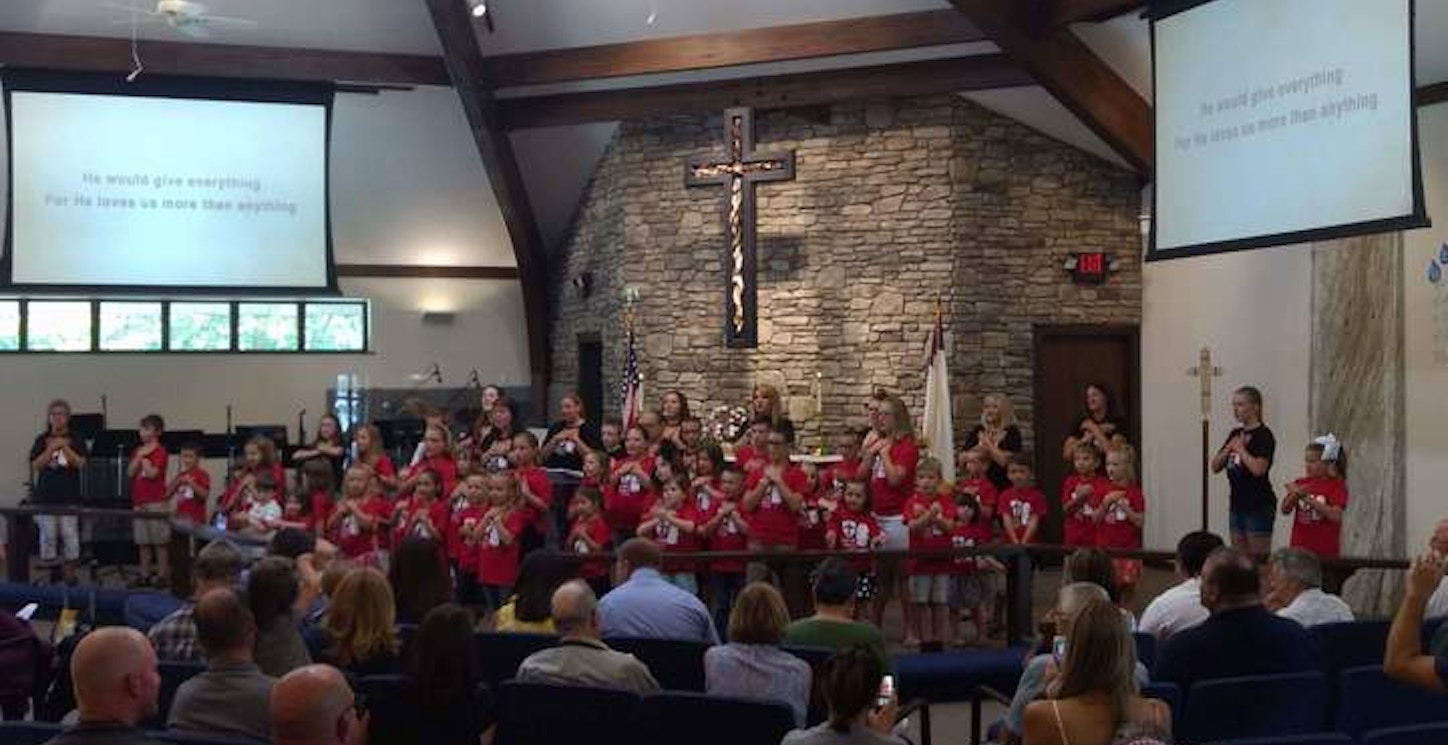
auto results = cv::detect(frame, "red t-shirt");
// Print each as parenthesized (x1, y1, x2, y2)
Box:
(130, 445, 170, 507)
(1288, 477, 1349, 558)
(797, 493, 833, 550)
(828, 508, 880, 572)
(956, 478, 999, 516)
(173, 467, 212, 523)
(821, 458, 862, 497)
(450, 503, 487, 571)
(331, 496, 390, 559)
(393, 497, 448, 545)
(568, 515, 613, 579)
(744, 464, 809, 547)
(951, 516, 995, 575)
(648, 500, 704, 573)
(704, 499, 750, 574)
(476, 508, 531, 586)
(305, 490, 334, 535)
(412, 455, 458, 500)
(1093, 484, 1145, 550)
(905, 492, 958, 575)
(1000, 487, 1048, 544)
(869, 437, 919, 517)
(1062, 475, 1112, 547)
(734, 447, 767, 474)
(517, 465, 554, 531)
(607, 456, 656, 532)
(362, 454, 397, 481)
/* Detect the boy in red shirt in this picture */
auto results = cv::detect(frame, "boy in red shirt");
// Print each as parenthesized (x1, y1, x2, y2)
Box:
(1094, 445, 1147, 603)
(820, 428, 865, 497)
(476, 470, 531, 614)
(999, 456, 1048, 546)
(949, 492, 1001, 646)
(327, 466, 390, 564)
(744, 424, 810, 616)
(905, 457, 957, 652)
(608, 426, 656, 547)
(510, 431, 554, 552)
(449, 471, 489, 612)
(169, 441, 211, 526)
(567, 485, 613, 597)
(955, 449, 1000, 525)
(638, 474, 703, 594)
(1281, 436, 1349, 558)
(734, 418, 772, 474)
(1062, 444, 1110, 548)
(826, 480, 883, 619)
(128, 414, 170, 588)
(701, 465, 751, 635)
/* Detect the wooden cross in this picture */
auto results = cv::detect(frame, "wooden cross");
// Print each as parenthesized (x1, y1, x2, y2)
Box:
(1187, 347, 1223, 530)
(684, 107, 796, 348)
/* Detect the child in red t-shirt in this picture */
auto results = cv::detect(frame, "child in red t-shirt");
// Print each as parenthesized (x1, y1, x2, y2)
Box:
(734, 418, 772, 475)
(567, 485, 613, 597)
(476, 470, 530, 613)
(400, 425, 459, 499)
(638, 474, 703, 594)
(169, 441, 212, 527)
(949, 492, 1002, 645)
(1000, 457, 1047, 546)
(1062, 444, 1110, 548)
(128, 414, 170, 587)
(220, 437, 287, 517)
(1095, 445, 1147, 602)
(449, 472, 489, 610)
(955, 449, 1000, 526)
(509, 431, 554, 550)
(352, 424, 398, 493)
(797, 462, 834, 551)
(1281, 436, 1349, 558)
(600, 417, 625, 460)
(701, 465, 751, 633)
(827, 480, 883, 618)
(327, 466, 390, 563)
(904, 457, 958, 652)
(608, 426, 656, 545)
(393, 468, 448, 546)
(820, 429, 865, 497)
(293, 458, 336, 539)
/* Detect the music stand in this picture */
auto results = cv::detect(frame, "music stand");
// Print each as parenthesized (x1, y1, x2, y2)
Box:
(69, 413, 105, 443)
(161, 429, 205, 452)
(90, 430, 140, 501)
(376, 419, 424, 469)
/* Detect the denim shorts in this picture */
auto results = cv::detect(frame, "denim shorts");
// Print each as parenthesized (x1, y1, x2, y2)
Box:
(1229, 506, 1276, 536)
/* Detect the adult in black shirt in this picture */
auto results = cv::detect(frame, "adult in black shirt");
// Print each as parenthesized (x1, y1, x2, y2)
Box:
(961, 393, 1024, 491)
(1061, 383, 1130, 465)
(1210, 386, 1277, 560)
(541, 392, 602, 472)
(291, 413, 346, 487)
(383, 604, 494, 745)
(29, 399, 89, 585)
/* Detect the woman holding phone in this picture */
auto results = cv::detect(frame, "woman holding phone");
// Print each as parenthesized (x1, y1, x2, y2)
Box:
(781, 645, 906, 745)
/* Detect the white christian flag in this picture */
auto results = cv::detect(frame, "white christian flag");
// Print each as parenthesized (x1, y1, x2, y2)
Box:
(921, 308, 956, 482)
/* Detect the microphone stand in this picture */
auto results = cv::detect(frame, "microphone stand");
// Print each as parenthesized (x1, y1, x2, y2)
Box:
(225, 405, 236, 484)
(297, 409, 308, 449)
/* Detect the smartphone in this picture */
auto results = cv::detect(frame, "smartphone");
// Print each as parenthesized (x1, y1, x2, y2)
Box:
(876, 674, 895, 709)
(1052, 635, 1067, 664)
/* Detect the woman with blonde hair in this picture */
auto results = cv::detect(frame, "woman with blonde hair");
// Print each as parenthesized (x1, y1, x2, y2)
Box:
(1023, 597, 1172, 745)
(962, 393, 1023, 491)
(857, 394, 920, 639)
(705, 582, 813, 726)
(314, 567, 400, 676)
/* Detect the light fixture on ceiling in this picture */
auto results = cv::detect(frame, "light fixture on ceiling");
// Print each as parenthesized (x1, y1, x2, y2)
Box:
(468, 0, 495, 32)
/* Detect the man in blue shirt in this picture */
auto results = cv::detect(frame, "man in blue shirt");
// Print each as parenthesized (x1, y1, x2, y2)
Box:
(1155, 547, 1319, 690)
(598, 538, 719, 644)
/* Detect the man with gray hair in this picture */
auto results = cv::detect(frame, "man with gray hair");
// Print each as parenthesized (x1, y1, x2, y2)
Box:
(517, 580, 659, 693)
(1268, 547, 1354, 627)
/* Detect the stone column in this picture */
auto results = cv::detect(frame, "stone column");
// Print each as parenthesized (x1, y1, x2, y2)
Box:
(1310, 233, 1406, 615)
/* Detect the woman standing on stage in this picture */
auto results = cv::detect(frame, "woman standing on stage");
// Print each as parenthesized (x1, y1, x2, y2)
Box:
(1211, 386, 1277, 560)
(1061, 383, 1130, 465)
(28, 399, 88, 585)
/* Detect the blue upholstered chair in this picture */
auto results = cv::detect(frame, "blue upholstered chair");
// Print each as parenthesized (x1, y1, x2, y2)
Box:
(639, 691, 796, 745)
(1180, 671, 1327, 744)
(1335, 665, 1448, 737)
(603, 636, 709, 692)
(494, 681, 639, 745)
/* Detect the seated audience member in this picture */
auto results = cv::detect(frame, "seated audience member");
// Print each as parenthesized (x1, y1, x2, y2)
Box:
(168, 589, 275, 742)
(495, 549, 572, 634)
(42, 628, 163, 745)
(1385, 551, 1448, 691)
(269, 664, 367, 745)
(784, 557, 889, 671)
(148, 540, 244, 662)
(306, 559, 357, 628)
(1062, 548, 1134, 629)
(1267, 547, 1354, 627)
(1022, 597, 1172, 745)
(1418, 519, 1448, 619)
(1138, 531, 1224, 642)
(1154, 547, 1319, 690)
(0, 601, 53, 720)
(389, 536, 452, 626)
(311, 568, 400, 677)
(597, 538, 719, 644)
(705, 582, 812, 726)
(517, 580, 660, 693)
(1001, 583, 1149, 744)
(249, 556, 314, 678)
(390, 604, 495, 745)
(781, 645, 905, 745)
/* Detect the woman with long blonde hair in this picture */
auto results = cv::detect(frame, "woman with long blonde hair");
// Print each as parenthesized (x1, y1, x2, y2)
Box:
(317, 567, 401, 676)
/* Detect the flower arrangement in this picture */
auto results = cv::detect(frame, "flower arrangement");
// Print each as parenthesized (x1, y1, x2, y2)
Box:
(705, 404, 750, 445)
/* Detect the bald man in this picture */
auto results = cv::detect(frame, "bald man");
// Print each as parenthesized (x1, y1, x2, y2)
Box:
(270, 664, 366, 745)
(44, 628, 163, 745)
(518, 580, 659, 693)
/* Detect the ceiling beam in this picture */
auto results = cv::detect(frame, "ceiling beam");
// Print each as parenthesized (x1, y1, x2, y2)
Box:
(1049, 0, 1147, 26)
(497, 54, 1033, 129)
(482, 10, 986, 89)
(1417, 82, 1448, 108)
(948, 0, 1153, 175)
(0, 31, 450, 86)
(424, 0, 551, 413)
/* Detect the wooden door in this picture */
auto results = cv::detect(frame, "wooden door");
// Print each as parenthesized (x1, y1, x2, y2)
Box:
(1032, 325, 1140, 545)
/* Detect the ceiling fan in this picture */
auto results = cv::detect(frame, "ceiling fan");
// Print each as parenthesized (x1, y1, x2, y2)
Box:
(102, 0, 259, 40)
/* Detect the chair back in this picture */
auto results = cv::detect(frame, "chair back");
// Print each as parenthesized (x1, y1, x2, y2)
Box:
(1201, 735, 1353, 745)
(1362, 722, 1448, 745)
(638, 691, 796, 745)
(782, 644, 832, 726)
(124, 592, 186, 632)
(142, 660, 207, 730)
(0, 721, 62, 745)
(1336, 665, 1448, 737)
(495, 681, 639, 745)
(153, 730, 270, 745)
(1133, 632, 1157, 671)
(1311, 620, 1389, 676)
(0, 635, 40, 700)
(603, 637, 708, 692)
(475, 632, 558, 686)
(1180, 671, 1327, 744)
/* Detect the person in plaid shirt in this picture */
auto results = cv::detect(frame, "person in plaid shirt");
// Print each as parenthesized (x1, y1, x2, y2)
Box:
(147, 541, 244, 662)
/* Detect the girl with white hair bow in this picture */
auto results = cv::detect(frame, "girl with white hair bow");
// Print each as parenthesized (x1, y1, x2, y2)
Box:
(1280, 434, 1350, 558)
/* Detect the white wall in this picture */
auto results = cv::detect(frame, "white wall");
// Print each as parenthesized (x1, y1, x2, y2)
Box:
(1140, 245, 1313, 550)
(0, 85, 530, 503)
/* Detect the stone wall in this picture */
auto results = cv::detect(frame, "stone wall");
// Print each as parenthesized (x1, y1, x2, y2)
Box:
(548, 95, 1142, 453)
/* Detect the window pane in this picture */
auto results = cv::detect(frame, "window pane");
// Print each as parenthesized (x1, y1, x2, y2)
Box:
(27, 301, 92, 351)
(304, 303, 366, 351)
(100, 302, 163, 351)
(238, 303, 299, 351)
(0, 301, 18, 351)
(170, 302, 232, 351)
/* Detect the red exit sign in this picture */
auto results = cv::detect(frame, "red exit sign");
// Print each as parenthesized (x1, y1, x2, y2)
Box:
(1072, 252, 1109, 284)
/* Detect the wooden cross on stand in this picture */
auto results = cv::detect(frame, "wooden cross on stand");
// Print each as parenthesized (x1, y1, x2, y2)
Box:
(1187, 347, 1224, 531)
(684, 107, 796, 348)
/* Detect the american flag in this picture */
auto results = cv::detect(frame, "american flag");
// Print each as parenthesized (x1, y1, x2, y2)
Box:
(620, 324, 642, 429)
